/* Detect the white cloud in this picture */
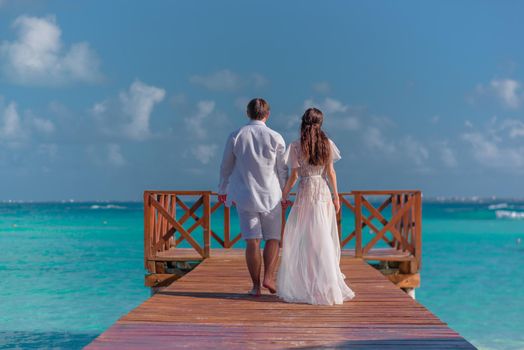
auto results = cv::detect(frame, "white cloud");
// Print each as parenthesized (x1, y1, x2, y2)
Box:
(87, 143, 126, 167)
(401, 136, 429, 166)
(190, 69, 241, 91)
(191, 144, 218, 164)
(312, 82, 331, 94)
(462, 118, 524, 171)
(184, 100, 216, 139)
(462, 132, 524, 169)
(119, 80, 166, 140)
(303, 97, 360, 130)
(0, 102, 22, 139)
(189, 69, 267, 91)
(107, 144, 126, 167)
(93, 80, 166, 141)
(470, 78, 523, 109)
(500, 119, 524, 138)
(364, 127, 396, 154)
(0, 15, 102, 86)
(490, 79, 521, 109)
(304, 97, 348, 114)
(363, 124, 431, 169)
(91, 102, 107, 115)
(438, 141, 458, 168)
(33, 117, 55, 133)
(338, 117, 360, 130)
(0, 99, 55, 146)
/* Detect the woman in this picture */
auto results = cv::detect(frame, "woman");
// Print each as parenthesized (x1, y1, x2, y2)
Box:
(277, 108, 355, 305)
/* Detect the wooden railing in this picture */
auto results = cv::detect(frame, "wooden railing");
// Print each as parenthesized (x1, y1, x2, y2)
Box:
(144, 190, 422, 272)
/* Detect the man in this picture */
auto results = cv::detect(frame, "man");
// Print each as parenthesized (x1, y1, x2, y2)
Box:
(218, 98, 288, 296)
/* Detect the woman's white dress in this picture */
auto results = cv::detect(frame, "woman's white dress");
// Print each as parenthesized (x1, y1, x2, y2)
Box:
(277, 140, 355, 305)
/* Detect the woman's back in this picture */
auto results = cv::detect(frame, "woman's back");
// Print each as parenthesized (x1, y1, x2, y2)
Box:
(287, 139, 341, 202)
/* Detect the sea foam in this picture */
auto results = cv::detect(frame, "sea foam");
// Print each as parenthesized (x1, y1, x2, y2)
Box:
(488, 203, 509, 210)
(495, 210, 524, 219)
(89, 204, 127, 210)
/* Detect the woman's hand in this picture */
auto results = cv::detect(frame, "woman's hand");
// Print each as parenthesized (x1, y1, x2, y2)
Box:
(281, 192, 291, 208)
(333, 195, 340, 213)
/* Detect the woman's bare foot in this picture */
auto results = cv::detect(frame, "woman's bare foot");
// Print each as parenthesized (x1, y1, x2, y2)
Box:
(248, 286, 261, 297)
(263, 279, 277, 294)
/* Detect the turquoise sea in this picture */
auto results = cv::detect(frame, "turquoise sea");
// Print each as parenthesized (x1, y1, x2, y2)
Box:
(0, 199, 523, 350)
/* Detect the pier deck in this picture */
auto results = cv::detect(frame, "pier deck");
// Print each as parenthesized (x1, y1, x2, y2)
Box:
(86, 249, 474, 349)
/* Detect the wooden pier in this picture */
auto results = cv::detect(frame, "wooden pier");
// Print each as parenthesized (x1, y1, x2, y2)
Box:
(86, 191, 475, 349)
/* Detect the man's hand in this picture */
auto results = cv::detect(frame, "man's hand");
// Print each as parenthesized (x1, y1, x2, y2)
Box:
(281, 199, 293, 209)
(218, 194, 227, 203)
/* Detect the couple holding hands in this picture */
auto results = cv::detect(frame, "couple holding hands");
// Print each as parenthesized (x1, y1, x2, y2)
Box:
(218, 98, 355, 305)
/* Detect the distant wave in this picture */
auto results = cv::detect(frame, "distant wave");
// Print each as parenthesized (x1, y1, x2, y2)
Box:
(90, 204, 127, 210)
(488, 203, 509, 210)
(495, 210, 524, 220)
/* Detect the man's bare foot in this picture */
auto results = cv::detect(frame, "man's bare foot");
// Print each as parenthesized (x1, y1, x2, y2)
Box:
(248, 286, 261, 297)
(263, 279, 277, 294)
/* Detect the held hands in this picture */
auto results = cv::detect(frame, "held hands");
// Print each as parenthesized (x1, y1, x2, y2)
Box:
(281, 193, 293, 209)
(281, 199, 293, 209)
(333, 195, 341, 213)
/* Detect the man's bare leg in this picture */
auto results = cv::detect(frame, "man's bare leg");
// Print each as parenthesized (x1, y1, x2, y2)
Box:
(262, 239, 280, 294)
(245, 239, 262, 296)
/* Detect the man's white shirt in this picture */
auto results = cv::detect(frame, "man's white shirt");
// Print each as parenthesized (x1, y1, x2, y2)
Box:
(218, 120, 288, 213)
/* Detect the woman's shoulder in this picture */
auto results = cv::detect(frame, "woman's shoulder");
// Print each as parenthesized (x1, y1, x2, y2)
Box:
(328, 138, 342, 162)
(289, 139, 301, 149)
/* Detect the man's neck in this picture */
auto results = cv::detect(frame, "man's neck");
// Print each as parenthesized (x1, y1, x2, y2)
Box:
(249, 119, 267, 125)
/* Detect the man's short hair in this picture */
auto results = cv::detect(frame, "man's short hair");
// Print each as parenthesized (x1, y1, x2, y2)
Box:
(247, 98, 270, 120)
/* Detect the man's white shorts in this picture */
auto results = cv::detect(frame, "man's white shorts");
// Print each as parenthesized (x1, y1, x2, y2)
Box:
(237, 205, 282, 241)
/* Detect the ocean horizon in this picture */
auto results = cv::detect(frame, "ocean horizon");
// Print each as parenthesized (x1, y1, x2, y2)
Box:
(1, 198, 523, 349)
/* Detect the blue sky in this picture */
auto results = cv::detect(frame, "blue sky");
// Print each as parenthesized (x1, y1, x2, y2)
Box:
(1, 0, 524, 200)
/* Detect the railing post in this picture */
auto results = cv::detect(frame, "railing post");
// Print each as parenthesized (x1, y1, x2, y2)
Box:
(393, 194, 400, 249)
(144, 192, 155, 273)
(203, 192, 211, 258)
(337, 194, 342, 244)
(415, 191, 422, 271)
(144, 191, 149, 269)
(171, 195, 177, 248)
(354, 193, 363, 258)
(224, 204, 231, 248)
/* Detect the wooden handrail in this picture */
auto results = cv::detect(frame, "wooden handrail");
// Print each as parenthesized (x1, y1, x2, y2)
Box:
(144, 190, 422, 273)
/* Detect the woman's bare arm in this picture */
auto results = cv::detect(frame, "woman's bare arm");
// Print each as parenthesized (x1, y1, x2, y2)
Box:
(326, 162, 340, 213)
(282, 168, 299, 201)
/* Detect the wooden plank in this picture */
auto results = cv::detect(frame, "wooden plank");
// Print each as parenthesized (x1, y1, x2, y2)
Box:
(151, 247, 415, 262)
(145, 274, 181, 287)
(87, 250, 474, 350)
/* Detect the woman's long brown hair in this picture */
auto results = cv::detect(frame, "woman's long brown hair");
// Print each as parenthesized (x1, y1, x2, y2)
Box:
(300, 108, 331, 166)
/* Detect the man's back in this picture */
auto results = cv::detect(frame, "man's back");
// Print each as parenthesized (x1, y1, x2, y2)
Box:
(218, 120, 288, 213)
